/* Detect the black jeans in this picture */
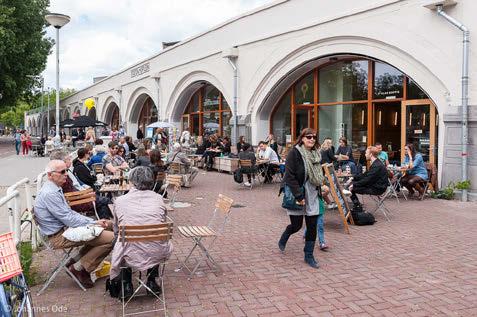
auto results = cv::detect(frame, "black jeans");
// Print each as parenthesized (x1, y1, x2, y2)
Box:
(284, 215, 318, 241)
(350, 186, 385, 204)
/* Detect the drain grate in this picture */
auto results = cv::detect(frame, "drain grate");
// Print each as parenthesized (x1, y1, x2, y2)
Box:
(231, 204, 246, 208)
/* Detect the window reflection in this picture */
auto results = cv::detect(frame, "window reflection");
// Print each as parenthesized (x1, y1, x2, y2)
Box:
(272, 92, 291, 146)
(374, 62, 403, 99)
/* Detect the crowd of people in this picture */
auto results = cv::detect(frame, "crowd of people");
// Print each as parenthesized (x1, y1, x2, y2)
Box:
(30, 124, 430, 300)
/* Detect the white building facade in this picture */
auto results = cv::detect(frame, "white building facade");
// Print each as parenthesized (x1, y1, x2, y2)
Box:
(26, 0, 477, 197)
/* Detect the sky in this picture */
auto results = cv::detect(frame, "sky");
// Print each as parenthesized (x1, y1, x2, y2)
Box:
(42, 0, 271, 91)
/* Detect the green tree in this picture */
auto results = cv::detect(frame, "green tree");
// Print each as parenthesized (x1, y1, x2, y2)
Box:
(0, 0, 53, 111)
(0, 100, 31, 128)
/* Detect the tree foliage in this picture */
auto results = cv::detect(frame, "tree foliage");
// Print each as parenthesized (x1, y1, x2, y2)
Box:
(0, 101, 31, 128)
(0, 0, 53, 111)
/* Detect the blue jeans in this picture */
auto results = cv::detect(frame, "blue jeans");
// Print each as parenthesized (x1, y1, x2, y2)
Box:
(15, 140, 21, 155)
(303, 214, 325, 244)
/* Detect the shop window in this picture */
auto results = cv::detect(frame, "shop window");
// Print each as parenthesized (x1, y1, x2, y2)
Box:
(272, 92, 292, 146)
(318, 103, 367, 150)
(294, 72, 314, 105)
(406, 77, 427, 99)
(203, 86, 220, 112)
(203, 112, 219, 135)
(374, 62, 403, 99)
(222, 112, 232, 137)
(319, 60, 368, 103)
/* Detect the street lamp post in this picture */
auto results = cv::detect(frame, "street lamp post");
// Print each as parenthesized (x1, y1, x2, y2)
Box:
(47, 87, 50, 135)
(45, 13, 70, 145)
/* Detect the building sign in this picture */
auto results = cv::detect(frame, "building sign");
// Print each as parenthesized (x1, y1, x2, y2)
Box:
(131, 63, 150, 78)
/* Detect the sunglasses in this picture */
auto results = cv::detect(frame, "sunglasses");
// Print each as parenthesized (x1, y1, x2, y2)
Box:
(53, 169, 67, 175)
(304, 135, 317, 140)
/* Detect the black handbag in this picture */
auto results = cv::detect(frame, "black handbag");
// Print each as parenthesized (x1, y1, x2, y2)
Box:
(281, 184, 304, 210)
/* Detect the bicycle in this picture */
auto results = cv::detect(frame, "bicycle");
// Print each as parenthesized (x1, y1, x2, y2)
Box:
(0, 232, 34, 317)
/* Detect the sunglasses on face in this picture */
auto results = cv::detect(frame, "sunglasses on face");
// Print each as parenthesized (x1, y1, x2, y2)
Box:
(53, 169, 67, 175)
(304, 135, 317, 140)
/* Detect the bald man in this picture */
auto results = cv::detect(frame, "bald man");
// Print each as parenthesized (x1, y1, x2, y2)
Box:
(34, 160, 114, 289)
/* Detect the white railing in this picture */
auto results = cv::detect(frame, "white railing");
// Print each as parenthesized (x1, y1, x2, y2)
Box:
(0, 190, 20, 245)
(6, 178, 40, 250)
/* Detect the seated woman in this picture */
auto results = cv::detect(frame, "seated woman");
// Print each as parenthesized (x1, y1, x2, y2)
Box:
(167, 143, 199, 187)
(335, 137, 357, 174)
(238, 143, 256, 187)
(149, 149, 167, 194)
(135, 146, 151, 167)
(109, 166, 173, 298)
(400, 143, 428, 197)
(203, 134, 223, 170)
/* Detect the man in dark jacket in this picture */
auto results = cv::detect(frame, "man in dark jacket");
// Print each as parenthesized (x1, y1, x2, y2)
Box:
(349, 146, 388, 207)
(238, 143, 256, 187)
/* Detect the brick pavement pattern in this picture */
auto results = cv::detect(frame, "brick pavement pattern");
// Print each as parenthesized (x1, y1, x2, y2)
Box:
(30, 171, 477, 316)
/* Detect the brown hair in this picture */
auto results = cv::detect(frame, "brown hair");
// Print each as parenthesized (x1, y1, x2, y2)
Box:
(405, 143, 416, 159)
(339, 137, 348, 146)
(294, 128, 319, 150)
(149, 149, 163, 166)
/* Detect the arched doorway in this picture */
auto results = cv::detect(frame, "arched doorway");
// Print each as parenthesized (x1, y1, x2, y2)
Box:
(181, 83, 231, 137)
(104, 102, 120, 130)
(62, 109, 70, 120)
(137, 96, 158, 136)
(269, 55, 438, 165)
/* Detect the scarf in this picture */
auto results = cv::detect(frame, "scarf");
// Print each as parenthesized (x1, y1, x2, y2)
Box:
(297, 144, 324, 187)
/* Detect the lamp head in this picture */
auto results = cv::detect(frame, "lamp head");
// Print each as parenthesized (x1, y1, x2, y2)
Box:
(45, 13, 71, 28)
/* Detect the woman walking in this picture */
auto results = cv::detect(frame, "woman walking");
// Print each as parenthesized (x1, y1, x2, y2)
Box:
(278, 128, 324, 268)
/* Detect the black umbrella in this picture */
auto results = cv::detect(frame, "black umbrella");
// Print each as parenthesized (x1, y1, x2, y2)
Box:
(60, 118, 75, 128)
(68, 115, 107, 128)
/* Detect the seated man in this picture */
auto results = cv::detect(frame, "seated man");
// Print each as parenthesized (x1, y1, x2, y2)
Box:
(110, 166, 173, 298)
(167, 142, 199, 187)
(375, 142, 390, 166)
(102, 141, 129, 175)
(51, 150, 112, 219)
(349, 146, 388, 208)
(34, 160, 114, 289)
(238, 143, 256, 187)
(258, 140, 280, 183)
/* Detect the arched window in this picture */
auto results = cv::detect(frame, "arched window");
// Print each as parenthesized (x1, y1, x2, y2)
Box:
(270, 57, 435, 164)
(182, 83, 231, 137)
(110, 105, 120, 130)
(138, 97, 157, 133)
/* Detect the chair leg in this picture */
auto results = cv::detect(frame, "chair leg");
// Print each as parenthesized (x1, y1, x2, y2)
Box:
(176, 238, 201, 273)
(188, 237, 220, 278)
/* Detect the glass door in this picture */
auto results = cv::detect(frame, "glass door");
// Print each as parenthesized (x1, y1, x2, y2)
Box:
(401, 100, 437, 164)
(294, 106, 315, 138)
(181, 114, 190, 132)
(373, 102, 401, 165)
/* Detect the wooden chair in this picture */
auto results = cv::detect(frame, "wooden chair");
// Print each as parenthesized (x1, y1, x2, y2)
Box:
(163, 174, 182, 207)
(238, 159, 257, 189)
(64, 188, 99, 219)
(177, 194, 234, 278)
(118, 222, 173, 317)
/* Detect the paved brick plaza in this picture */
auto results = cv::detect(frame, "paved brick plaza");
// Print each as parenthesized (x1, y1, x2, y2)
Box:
(31, 171, 477, 316)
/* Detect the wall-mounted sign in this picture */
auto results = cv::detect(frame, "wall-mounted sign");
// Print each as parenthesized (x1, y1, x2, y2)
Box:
(414, 129, 423, 134)
(131, 62, 150, 78)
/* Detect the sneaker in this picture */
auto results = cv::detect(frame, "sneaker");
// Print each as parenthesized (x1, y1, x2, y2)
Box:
(319, 243, 329, 251)
(243, 181, 251, 187)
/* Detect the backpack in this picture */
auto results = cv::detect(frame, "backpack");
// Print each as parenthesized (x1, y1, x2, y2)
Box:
(351, 211, 376, 226)
(233, 168, 243, 184)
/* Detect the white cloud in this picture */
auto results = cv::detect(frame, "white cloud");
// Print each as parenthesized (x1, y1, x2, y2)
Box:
(42, 0, 271, 90)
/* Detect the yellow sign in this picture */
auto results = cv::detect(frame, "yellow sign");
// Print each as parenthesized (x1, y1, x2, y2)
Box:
(84, 98, 95, 110)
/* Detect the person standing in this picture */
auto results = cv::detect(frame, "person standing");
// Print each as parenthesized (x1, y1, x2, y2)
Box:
(278, 128, 324, 269)
(136, 127, 144, 141)
(20, 131, 29, 156)
(14, 129, 21, 155)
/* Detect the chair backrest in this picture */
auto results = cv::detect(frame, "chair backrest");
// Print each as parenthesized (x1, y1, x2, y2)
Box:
(239, 159, 252, 168)
(214, 194, 234, 215)
(119, 222, 173, 244)
(64, 188, 95, 206)
(165, 174, 182, 191)
(352, 150, 361, 162)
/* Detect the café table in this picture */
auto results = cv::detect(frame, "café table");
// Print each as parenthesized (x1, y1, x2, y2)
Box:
(99, 183, 132, 196)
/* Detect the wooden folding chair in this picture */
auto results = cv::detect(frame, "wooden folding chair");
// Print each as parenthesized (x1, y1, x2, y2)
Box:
(168, 162, 182, 175)
(64, 188, 99, 219)
(176, 194, 234, 278)
(118, 222, 173, 317)
(163, 175, 182, 207)
(238, 160, 256, 190)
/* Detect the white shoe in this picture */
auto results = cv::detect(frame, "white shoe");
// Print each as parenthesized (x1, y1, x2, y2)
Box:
(243, 181, 251, 187)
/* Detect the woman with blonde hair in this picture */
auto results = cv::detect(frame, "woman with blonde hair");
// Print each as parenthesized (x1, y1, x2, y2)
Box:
(320, 137, 336, 164)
